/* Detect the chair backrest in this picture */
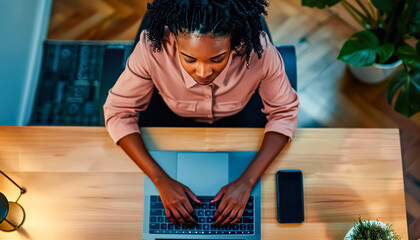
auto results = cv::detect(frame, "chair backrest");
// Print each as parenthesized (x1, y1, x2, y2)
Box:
(277, 45, 297, 91)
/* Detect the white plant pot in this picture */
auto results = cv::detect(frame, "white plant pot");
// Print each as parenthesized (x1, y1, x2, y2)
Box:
(344, 221, 392, 240)
(348, 60, 403, 84)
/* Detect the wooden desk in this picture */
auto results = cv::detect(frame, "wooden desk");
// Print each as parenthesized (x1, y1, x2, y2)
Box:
(0, 127, 408, 239)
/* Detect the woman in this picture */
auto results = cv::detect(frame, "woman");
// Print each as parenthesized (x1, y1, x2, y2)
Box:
(104, 0, 299, 228)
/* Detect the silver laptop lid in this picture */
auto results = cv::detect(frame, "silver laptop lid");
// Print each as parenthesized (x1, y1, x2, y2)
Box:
(142, 151, 261, 240)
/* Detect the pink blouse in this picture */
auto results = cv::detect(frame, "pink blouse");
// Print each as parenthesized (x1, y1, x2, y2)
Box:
(104, 28, 299, 144)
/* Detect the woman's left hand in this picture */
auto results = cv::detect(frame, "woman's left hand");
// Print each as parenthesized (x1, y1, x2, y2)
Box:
(211, 177, 254, 226)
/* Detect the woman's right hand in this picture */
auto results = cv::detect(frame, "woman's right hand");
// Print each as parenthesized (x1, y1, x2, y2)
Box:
(155, 176, 201, 226)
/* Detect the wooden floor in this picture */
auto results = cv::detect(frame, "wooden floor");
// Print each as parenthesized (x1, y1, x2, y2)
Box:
(47, 0, 420, 239)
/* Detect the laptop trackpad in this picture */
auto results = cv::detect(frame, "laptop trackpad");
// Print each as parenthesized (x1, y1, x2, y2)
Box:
(177, 152, 229, 196)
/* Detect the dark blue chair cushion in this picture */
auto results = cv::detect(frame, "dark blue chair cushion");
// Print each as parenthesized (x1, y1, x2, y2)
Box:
(277, 45, 297, 91)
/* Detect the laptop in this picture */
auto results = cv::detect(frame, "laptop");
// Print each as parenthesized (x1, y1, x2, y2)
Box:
(142, 151, 261, 240)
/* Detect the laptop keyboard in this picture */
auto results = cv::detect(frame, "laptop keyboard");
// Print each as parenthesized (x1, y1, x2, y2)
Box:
(149, 195, 255, 234)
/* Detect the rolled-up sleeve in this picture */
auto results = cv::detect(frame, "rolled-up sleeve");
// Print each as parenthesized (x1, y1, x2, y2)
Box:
(259, 39, 299, 141)
(103, 30, 154, 144)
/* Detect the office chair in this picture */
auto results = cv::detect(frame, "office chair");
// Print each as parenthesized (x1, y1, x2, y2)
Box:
(134, 12, 297, 128)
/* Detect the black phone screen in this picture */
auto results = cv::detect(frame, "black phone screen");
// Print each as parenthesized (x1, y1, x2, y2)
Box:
(276, 170, 304, 223)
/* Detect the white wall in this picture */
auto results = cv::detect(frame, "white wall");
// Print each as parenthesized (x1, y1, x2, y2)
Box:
(0, 0, 52, 125)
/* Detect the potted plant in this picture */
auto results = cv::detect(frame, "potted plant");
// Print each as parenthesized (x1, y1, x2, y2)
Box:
(344, 217, 402, 240)
(302, 0, 420, 117)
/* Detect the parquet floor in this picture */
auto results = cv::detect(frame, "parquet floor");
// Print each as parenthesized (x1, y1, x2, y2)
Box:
(47, 0, 420, 239)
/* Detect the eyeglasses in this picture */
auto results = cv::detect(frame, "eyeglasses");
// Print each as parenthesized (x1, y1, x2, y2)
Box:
(0, 170, 26, 232)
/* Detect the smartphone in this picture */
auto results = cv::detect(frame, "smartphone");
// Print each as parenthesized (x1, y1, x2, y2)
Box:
(276, 170, 304, 223)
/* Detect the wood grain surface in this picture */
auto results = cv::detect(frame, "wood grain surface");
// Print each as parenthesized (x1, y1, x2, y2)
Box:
(0, 126, 408, 239)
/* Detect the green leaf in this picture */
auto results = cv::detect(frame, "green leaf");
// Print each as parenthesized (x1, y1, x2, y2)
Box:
(338, 30, 380, 67)
(397, 0, 416, 35)
(412, 75, 420, 92)
(352, 30, 379, 46)
(377, 43, 395, 64)
(338, 40, 377, 66)
(410, 69, 420, 93)
(397, 45, 420, 66)
(395, 86, 410, 116)
(389, 69, 420, 117)
(417, 42, 420, 56)
(409, 79, 420, 114)
(301, 0, 340, 9)
(399, 44, 417, 56)
(415, 42, 420, 69)
(388, 70, 407, 104)
(371, 0, 392, 12)
(408, 0, 420, 38)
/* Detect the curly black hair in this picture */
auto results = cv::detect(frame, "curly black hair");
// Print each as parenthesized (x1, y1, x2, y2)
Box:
(145, 0, 269, 69)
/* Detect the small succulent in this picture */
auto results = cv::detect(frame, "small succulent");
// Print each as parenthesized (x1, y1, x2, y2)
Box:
(348, 217, 402, 240)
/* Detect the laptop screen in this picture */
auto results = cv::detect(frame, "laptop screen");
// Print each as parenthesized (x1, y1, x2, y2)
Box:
(177, 152, 229, 196)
